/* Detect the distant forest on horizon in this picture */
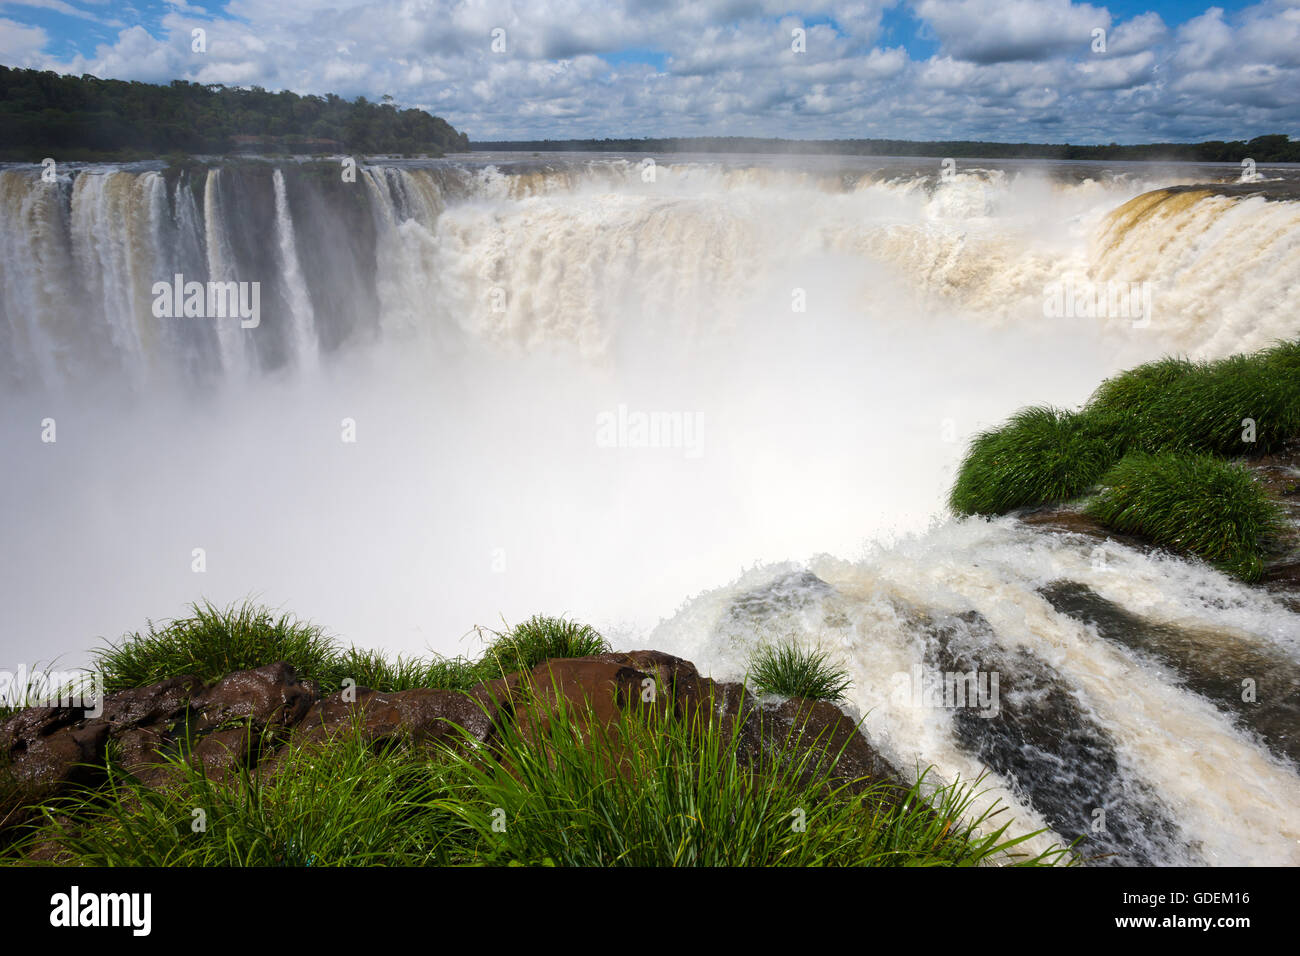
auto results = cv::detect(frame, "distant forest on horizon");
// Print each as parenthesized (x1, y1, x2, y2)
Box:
(476, 133, 1300, 163)
(0, 65, 470, 161)
(1, 64, 1296, 164)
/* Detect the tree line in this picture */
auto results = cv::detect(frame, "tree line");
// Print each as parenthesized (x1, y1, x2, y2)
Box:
(476, 134, 1300, 163)
(0, 66, 470, 161)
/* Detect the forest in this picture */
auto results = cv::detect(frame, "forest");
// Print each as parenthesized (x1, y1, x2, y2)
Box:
(0, 66, 470, 160)
(477, 133, 1300, 163)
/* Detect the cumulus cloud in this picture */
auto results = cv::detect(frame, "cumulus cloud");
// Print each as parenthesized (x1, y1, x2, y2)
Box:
(0, 15, 47, 64)
(911, 0, 1109, 63)
(3, 0, 1298, 142)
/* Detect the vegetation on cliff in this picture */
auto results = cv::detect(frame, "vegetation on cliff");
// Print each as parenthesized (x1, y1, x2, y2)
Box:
(92, 603, 602, 696)
(748, 643, 852, 702)
(950, 339, 1298, 581)
(1, 604, 1074, 867)
(0, 66, 469, 161)
(478, 133, 1300, 163)
(1084, 452, 1287, 581)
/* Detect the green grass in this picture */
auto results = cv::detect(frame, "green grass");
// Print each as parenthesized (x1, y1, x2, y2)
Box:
(476, 615, 611, 681)
(3, 687, 1072, 867)
(87, 604, 610, 698)
(948, 406, 1118, 515)
(1096, 349, 1300, 457)
(12, 719, 469, 866)
(94, 601, 341, 693)
(1084, 452, 1287, 581)
(747, 643, 852, 702)
(948, 339, 1299, 580)
(320, 647, 483, 695)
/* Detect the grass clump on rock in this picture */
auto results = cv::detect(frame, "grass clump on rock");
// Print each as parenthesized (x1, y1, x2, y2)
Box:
(948, 406, 1117, 515)
(8, 693, 1067, 867)
(22, 723, 470, 866)
(478, 615, 611, 680)
(1084, 452, 1286, 581)
(1093, 350, 1300, 457)
(93, 604, 610, 696)
(95, 601, 340, 693)
(748, 643, 852, 702)
(949, 338, 1299, 581)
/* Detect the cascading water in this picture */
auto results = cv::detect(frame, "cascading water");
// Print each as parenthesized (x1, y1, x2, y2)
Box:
(1, 154, 1297, 864)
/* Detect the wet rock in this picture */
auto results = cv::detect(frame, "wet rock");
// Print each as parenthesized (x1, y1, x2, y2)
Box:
(592, 650, 738, 722)
(191, 727, 254, 780)
(759, 697, 904, 796)
(1, 718, 111, 826)
(188, 662, 317, 738)
(113, 725, 171, 776)
(99, 676, 201, 730)
(1, 675, 208, 820)
(1041, 580, 1300, 767)
(1017, 505, 1150, 550)
(292, 686, 495, 751)
(511, 658, 669, 745)
(925, 609, 1184, 866)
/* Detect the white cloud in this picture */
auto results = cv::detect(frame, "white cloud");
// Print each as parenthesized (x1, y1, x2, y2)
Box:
(0, 15, 46, 64)
(1105, 11, 1166, 55)
(3, 0, 1298, 143)
(911, 0, 1109, 63)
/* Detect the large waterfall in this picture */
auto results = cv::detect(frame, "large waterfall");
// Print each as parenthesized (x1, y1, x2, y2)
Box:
(2, 155, 1298, 864)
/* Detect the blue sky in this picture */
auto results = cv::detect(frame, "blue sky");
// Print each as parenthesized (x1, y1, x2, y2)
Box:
(1, 1, 1298, 142)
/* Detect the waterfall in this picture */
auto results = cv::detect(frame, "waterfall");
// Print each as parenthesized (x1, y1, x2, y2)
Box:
(2, 159, 1295, 386)
(2, 155, 1297, 864)
(203, 168, 250, 379)
(272, 168, 318, 372)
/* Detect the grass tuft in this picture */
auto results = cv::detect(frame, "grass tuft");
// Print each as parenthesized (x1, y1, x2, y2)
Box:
(748, 643, 852, 702)
(949, 406, 1117, 515)
(94, 601, 338, 693)
(433, 687, 1066, 866)
(478, 615, 611, 680)
(1084, 451, 1287, 581)
(88, 602, 612, 699)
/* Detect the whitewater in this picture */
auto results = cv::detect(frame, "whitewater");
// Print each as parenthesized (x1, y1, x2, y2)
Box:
(1, 153, 1298, 864)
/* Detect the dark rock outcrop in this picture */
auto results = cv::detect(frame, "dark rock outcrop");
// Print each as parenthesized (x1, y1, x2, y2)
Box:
(2, 650, 902, 844)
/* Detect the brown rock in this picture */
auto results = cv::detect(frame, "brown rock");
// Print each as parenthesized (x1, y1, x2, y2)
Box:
(468, 669, 531, 720)
(254, 686, 497, 780)
(0, 706, 85, 754)
(1, 718, 111, 826)
(530, 657, 657, 709)
(192, 727, 254, 779)
(188, 662, 317, 737)
(296, 687, 494, 748)
(760, 697, 904, 796)
(98, 676, 200, 730)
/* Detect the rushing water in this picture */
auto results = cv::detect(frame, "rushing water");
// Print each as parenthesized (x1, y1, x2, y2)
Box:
(2, 153, 1298, 863)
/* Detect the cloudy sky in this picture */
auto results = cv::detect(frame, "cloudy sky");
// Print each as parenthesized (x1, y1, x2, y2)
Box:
(1, 0, 1298, 143)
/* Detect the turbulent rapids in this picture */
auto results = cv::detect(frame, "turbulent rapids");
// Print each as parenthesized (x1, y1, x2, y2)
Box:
(2, 154, 1299, 864)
